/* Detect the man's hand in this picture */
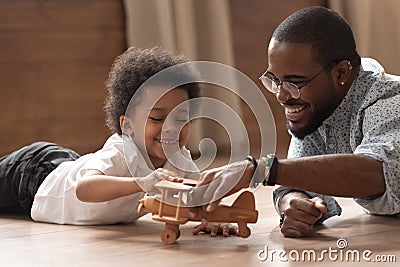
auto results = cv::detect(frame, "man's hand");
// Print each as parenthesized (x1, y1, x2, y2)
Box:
(279, 192, 327, 238)
(192, 220, 238, 237)
(188, 160, 254, 211)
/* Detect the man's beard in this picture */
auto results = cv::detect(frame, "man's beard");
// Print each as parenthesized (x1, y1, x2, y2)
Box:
(287, 117, 324, 140)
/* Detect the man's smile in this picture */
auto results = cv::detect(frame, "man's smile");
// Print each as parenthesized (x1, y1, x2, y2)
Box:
(281, 103, 308, 122)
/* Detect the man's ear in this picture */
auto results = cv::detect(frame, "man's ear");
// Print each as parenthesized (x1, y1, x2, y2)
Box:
(336, 60, 353, 86)
(120, 115, 134, 135)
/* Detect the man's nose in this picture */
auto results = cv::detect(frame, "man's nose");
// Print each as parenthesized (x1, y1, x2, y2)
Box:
(276, 84, 292, 102)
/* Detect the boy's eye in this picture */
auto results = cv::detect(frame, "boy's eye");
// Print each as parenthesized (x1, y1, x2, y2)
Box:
(175, 119, 189, 124)
(149, 117, 164, 122)
(148, 117, 189, 124)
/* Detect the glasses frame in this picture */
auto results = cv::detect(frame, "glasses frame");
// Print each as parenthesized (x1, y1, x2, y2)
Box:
(259, 59, 345, 99)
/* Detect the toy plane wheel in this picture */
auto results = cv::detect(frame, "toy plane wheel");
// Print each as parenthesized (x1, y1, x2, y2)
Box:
(237, 222, 251, 238)
(161, 224, 180, 245)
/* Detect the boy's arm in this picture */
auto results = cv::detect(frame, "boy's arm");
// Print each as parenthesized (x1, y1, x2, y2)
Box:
(76, 169, 183, 202)
(76, 170, 143, 202)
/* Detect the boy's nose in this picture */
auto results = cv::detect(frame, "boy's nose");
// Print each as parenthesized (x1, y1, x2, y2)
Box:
(162, 118, 178, 132)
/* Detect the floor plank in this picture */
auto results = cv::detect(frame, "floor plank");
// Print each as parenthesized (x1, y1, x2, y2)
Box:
(0, 186, 399, 266)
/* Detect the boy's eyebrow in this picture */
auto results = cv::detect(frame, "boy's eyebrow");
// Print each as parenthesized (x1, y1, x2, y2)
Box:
(149, 107, 189, 113)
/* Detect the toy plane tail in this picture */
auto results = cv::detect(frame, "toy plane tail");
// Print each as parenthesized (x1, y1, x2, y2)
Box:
(231, 191, 255, 210)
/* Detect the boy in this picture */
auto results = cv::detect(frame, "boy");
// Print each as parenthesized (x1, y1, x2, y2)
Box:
(0, 47, 200, 225)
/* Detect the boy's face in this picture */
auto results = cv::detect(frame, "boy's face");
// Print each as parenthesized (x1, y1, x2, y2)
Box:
(128, 87, 190, 168)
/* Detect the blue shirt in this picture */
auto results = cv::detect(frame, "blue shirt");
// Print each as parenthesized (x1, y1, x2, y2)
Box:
(273, 58, 400, 222)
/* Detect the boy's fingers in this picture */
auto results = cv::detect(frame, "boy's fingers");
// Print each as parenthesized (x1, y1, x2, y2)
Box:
(156, 168, 177, 177)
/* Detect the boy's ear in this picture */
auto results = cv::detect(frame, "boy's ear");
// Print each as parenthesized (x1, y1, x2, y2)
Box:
(120, 115, 134, 135)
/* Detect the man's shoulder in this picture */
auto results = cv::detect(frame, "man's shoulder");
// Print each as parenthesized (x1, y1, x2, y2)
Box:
(358, 60, 400, 110)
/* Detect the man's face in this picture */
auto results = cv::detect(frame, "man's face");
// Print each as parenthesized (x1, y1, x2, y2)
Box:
(267, 39, 342, 139)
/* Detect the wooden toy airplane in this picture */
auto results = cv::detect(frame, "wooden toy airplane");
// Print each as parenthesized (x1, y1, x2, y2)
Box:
(138, 179, 258, 244)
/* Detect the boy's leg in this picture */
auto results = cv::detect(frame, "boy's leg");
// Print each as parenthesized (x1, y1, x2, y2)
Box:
(0, 142, 80, 215)
(0, 145, 31, 213)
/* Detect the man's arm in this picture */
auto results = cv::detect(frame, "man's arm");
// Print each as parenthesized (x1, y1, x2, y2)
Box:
(195, 153, 384, 211)
(273, 153, 384, 238)
(277, 153, 385, 198)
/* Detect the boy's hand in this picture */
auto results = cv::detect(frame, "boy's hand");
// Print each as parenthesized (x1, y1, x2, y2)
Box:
(156, 168, 184, 183)
(134, 168, 183, 194)
(192, 220, 238, 237)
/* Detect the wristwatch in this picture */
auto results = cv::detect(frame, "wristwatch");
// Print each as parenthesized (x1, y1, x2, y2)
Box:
(279, 212, 285, 228)
(260, 154, 279, 186)
(246, 154, 278, 187)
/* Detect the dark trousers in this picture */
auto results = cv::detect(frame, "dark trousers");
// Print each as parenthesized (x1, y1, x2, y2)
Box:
(0, 142, 80, 216)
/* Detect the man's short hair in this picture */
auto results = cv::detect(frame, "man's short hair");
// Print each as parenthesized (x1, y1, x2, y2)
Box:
(272, 6, 361, 68)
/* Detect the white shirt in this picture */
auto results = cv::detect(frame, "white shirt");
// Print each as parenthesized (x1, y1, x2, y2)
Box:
(31, 134, 198, 225)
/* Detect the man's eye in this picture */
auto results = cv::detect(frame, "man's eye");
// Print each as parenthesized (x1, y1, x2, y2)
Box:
(288, 80, 305, 86)
(149, 117, 164, 122)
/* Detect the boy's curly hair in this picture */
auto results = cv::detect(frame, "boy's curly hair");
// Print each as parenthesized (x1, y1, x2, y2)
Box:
(104, 47, 201, 135)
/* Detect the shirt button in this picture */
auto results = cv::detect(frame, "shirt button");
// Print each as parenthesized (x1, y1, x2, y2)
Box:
(328, 144, 335, 149)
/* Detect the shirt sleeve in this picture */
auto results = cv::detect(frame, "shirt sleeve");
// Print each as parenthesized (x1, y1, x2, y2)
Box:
(80, 137, 133, 177)
(272, 133, 342, 223)
(354, 94, 400, 215)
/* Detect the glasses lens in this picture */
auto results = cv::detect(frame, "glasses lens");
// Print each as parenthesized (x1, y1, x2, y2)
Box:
(282, 82, 300, 99)
(260, 76, 279, 93)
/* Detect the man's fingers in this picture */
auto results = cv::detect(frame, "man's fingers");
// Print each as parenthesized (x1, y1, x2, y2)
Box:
(206, 200, 220, 212)
(192, 218, 209, 235)
(311, 197, 328, 213)
(281, 214, 314, 237)
(281, 227, 305, 238)
(188, 207, 198, 219)
(222, 224, 230, 237)
(210, 224, 219, 237)
(290, 198, 323, 218)
(284, 207, 319, 225)
(192, 224, 205, 235)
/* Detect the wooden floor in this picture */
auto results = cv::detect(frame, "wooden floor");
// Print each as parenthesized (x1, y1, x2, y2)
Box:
(0, 186, 399, 266)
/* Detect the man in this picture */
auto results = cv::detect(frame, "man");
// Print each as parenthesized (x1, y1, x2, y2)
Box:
(193, 6, 400, 238)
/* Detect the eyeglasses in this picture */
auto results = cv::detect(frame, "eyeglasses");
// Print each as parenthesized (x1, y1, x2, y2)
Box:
(259, 60, 342, 99)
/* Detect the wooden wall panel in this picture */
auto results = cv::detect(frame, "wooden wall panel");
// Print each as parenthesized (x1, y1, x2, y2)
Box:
(0, 0, 126, 155)
(230, 0, 327, 158)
